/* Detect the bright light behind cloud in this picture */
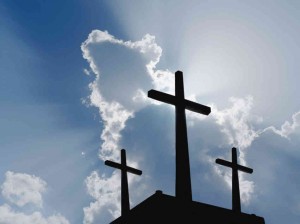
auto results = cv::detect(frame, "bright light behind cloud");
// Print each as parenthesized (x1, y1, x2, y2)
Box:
(81, 27, 300, 223)
(106, 0, 300, 123)
(81, 29, 270, 221)
(3, 1, 300, 224)
(80, 2, 300, 224)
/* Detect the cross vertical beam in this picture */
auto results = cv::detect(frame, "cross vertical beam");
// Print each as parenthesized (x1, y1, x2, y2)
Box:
(120, 149, 130, 214)
(232, 147, 241, 212)
(215, 147, 253, 213)
(105, 149, 142, 216)
(148, 70, 211, 202)
(175, 72, 192, 201)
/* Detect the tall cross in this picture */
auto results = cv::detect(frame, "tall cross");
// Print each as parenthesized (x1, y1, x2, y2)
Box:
(105, 149, 142, 216)
(148, 70, 211, 201)
(215, 147, 253, 213)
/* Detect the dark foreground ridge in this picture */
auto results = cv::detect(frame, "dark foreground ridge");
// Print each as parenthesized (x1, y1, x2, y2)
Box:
(111, 190, 265, 224)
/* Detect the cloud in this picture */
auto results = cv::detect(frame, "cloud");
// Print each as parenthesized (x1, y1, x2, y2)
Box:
(80, 30, 268, 220)
(83, 68, 91, 76)
(189, 96, 262, 204)
(82, 29, 297, 222)
(263, 111, 300, 139)
(83, 171, 120, 224)
(83, 162, 144, 224)
(211, 96, 261, 150)
(1, 171, 47, 208)
(207, 97, 300, 208)
(79, 4, 300, 224)
(81, 30, 173, 161)
(246, 127, 300, 224)
(81, 30, 174, 222)
(0, 204, 69, 224)
(0, 171, 70, 224)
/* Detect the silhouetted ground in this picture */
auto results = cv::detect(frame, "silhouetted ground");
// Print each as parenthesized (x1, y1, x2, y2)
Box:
(111, 190, 265, 224)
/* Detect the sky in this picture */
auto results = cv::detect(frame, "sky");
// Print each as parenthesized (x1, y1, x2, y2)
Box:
(1, 0, 300, 223)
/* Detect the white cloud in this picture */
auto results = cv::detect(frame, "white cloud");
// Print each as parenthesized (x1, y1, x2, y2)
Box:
(83, 161, 144, 224)
(82, 29, 298, 221)
(1, 171, 47, 208)
(83, 171, 120, 224)
(81, 30, 174, 222)
(0, 204, 69, 224)
(211, 96, 261, 150)
(81, 30, 174, 161)
(83, 68, 91, 76)
(201, 100, 300, 209)
(0, 171, 70, 224)
(80, 4, 300, 224)
(205, 96, 261, 204)
(263, 111, 300, 139)
(80, 29, 268, 220)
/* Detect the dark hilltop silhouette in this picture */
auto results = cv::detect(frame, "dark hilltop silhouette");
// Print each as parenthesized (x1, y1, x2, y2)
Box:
(105, 71, 265, 224)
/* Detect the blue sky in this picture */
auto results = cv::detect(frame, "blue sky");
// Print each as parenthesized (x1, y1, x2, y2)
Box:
(1, 0, 300, 223)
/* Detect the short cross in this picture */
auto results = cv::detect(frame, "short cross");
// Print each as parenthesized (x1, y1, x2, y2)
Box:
(105, 149, 142, 216)
(215, 147, 253, 213)
(148, 70, 211, 201)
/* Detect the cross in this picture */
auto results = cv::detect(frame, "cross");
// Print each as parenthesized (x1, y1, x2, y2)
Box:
(215, 147, 253, 213)
(148, 70, 211, 201)
(105, 149, 142, 216)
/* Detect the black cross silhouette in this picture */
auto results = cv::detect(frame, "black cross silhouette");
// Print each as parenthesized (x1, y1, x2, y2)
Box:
(148, 70, 211, 201)
(216, 147, 253, 213)
(105, 149, 142, 216)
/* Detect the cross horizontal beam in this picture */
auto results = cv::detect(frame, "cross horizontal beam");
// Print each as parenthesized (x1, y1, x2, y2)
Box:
(215, 158, 253, 174)
(105, 160, 142, 176)
(148, 90, 176, 105)
(148, 90, 211, 115)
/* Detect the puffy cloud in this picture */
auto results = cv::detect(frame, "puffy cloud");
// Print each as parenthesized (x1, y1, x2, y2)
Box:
(1, 171, 47, 208)
(80, 29, 267, 220)
(81, 30, 174, 222)
(201, 96, 261, 204)
(206, 96, 300, 208)
(211, 96, 261, 150)
(83, 29, 296, 222)
(83, 171, 120, 224)
(83, 162, 144, 224)
(0, 171, 69, 224)
(81, 30, 173, 161)
(0, 204, 69, 224)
